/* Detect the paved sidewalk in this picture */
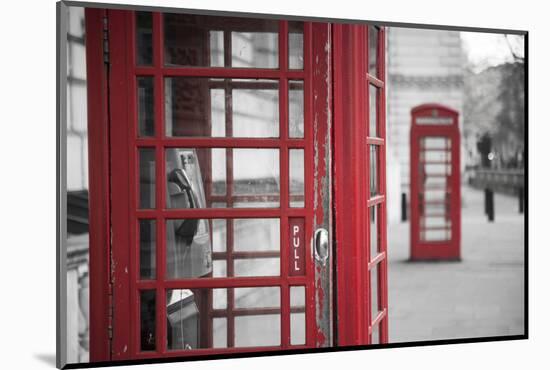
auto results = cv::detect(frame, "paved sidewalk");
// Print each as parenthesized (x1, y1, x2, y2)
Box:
(387, 186, 525, 343)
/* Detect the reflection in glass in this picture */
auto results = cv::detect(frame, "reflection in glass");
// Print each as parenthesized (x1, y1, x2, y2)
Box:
(137, 77, 155, 137)
(140, 290, 156, 351)
(136, 12, 153, 65)
(139, 219, 156, 279)
(368, 25, 379, 77)
(139, 148, 155, 209)
(369, 145, 379, 197)
(290, 286, 306, 345)
(289, 21, 304, 69)
(164, 78, 279, 138)
(289, 149, 305, 207)
(369, 85, 378, 137)
(164, 14, 278, 68)
(370, 206, 378, 261)
(289, 80, 304, 138)
(232, 29, 278, 69)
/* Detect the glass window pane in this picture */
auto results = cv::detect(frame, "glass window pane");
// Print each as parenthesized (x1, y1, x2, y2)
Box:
(234, 287, 280, 309)
(290, 286, 305, 345)
(233, 149, 280, 205)
(371, 264, 379, 323)
(212, 219, 227, 252)
(288, 21, 304, 69)
(137, 77, 155, 137)
(290, 286, 305, 307)
(368, 25, 379, 77)
(136, 12, 153, 66)
(213, 288, 227, 310)
(369, 145, 379, 197)
(371, 324, 379, 345)
(289, 149, 305, 207)
(234, 219, 280, 251)
(233, 81, 279, 137)
(166, 289, 201, 350)
(166, 218, 281, 279)
(164, 14, 278, 68)
(369, 85, 378, 137)
(289, 80, 304, 138)
(139, 219, 156, 279)
(370, 205, 379, 261)
(164, 78, 279, 138)
(139, 148, 155, 209)
(212, 318, 227, 348)
(166, 148, 280, 209)
(420, 228, 452, 242)
(140, 290, 156, 351)
(235, 315, 281, 347)
(165, 219, 212, 279)
(234, 258, 279, 277)
(421, 136, 451, 150)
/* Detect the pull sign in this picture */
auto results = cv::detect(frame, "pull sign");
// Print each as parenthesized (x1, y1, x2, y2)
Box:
(289, 218, 305, 276)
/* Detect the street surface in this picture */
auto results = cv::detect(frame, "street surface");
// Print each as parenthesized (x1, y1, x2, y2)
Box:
(387, 186, 525, 343)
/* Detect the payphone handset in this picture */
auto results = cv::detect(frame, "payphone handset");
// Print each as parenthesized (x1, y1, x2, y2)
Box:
(165, 148, 212, 350)
(166, 148, 212, 279)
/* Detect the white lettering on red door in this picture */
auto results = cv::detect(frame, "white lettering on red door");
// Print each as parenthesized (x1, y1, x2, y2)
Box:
(289, 218, 305, 276)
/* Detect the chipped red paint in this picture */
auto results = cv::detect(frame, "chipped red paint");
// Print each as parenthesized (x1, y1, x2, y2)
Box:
(311, 22, 332, 347)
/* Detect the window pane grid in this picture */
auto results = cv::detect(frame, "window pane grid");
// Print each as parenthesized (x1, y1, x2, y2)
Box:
(133, 15, 309, 354)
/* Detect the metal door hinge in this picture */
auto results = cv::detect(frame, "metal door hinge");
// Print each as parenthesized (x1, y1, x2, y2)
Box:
(102, 14, 109, 65)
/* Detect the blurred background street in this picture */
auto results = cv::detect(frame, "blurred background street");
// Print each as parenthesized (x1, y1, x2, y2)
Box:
(388, 185, 524, 342)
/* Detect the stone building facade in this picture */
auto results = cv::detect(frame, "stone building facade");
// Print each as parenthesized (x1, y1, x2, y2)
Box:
(386, 27, 465, 216)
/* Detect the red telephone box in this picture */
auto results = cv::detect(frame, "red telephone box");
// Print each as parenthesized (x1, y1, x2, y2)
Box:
(84, 8, 388, 363)
(410, 104, 461, 260)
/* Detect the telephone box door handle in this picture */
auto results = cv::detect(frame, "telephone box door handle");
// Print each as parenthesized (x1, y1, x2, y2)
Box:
(314, 228, 329, 266)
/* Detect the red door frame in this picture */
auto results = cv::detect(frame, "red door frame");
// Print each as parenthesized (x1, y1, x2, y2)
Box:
(86, 9, 332, 361)
(333, 24, 389, 346)
(86, 8, 387, 362)
(410, 104, 461, 260)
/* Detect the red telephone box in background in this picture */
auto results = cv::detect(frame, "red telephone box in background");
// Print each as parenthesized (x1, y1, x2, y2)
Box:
(410, 104, 461, 260)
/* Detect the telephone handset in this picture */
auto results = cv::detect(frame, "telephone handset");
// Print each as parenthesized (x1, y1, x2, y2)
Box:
(168, 167, 199, 246)
(164, 148, 213, 350)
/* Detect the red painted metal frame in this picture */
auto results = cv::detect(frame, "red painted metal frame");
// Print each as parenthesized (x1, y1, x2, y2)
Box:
(333, 24, 388, 346)
(367, 26, 389, 345)
(85, 8, 111, 362)
(410, 104, 461, 260)
(87, 8, 386, 358)
(94, 10, 327, 361)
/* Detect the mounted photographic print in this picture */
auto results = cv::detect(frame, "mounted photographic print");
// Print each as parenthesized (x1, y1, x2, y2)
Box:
(57, 1, 526, 368)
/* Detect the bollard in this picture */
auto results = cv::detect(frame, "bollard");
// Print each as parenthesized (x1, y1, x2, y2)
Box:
(518, 187, 524, 214)
(401, 193, 407, 222)
(485, 188, 494, 222)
